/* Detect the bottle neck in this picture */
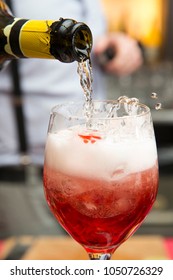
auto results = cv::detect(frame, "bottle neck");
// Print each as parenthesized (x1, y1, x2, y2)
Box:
(2, 17, 92, 63)
(49, 18, 93, 63)
(4, 18, 55, 59)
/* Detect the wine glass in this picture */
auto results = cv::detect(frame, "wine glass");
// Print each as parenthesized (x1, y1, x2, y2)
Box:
(43, 99, 159, 260)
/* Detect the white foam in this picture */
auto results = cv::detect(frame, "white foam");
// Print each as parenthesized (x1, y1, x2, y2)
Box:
(44, 128, 158, 180)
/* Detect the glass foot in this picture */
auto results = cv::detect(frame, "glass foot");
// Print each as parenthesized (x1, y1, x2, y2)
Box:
(88, 253, 111, 260)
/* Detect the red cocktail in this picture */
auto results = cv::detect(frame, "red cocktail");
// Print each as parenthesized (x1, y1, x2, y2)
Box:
(43, 100, 159, 259)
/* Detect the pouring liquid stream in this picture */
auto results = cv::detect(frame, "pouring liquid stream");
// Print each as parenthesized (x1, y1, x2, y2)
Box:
(77, 60, 162, 129)
(77, 58, 94, 127)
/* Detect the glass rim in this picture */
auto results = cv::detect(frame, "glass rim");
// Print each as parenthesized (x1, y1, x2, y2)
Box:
(50, 99, 151, 120)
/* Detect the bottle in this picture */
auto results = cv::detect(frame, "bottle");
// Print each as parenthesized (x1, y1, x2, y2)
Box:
(0, 0, 93, 69)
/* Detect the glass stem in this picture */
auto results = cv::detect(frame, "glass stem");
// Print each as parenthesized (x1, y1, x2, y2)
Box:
(88, 253, 112, 260)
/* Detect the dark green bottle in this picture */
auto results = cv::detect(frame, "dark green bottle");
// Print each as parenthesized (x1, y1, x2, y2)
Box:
(0, 0, 93, 69)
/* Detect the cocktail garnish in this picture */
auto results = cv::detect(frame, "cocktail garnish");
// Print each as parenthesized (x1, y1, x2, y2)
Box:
(78, 134, 102, 144)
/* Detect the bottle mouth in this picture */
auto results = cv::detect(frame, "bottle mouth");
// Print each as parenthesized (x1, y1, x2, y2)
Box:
(72, 23, 93, 62)
(50, 18, 93, 63)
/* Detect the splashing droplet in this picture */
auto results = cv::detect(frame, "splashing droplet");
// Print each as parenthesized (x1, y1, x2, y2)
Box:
(151, 92, 158, 99)
(155, 103, 162, 110)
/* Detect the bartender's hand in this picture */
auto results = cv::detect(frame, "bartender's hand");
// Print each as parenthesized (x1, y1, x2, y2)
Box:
(94, 32, 143, 76)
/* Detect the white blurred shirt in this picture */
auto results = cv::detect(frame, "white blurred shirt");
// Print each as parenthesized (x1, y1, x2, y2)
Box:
(0, 0, 107, 165)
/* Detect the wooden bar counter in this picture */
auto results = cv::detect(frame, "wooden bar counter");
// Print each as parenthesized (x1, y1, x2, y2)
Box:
(0, 235, 173, 260)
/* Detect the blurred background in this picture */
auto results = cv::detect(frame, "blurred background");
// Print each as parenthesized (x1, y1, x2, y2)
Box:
(0, 0, 173, 258)
(100, 0, 173, 237)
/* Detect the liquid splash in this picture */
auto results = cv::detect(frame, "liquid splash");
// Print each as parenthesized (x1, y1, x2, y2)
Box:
(77, 58, 163, 124)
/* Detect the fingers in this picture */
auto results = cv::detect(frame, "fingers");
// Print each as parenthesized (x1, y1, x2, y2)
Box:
(105, 42, 143, 75)
(94, 33, 143, 76)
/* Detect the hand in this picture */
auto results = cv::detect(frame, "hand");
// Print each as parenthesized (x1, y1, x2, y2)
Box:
(94, 32, 143, 76)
